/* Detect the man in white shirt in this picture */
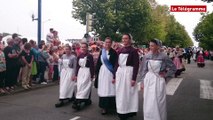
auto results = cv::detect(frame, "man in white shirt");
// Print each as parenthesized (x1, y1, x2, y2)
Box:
(46, 28, 54, 44)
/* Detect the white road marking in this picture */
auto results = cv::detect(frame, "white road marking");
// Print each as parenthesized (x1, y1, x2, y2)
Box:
(166, 78, 183, 95)
(200, 79, 213, 100)
(69, 116, 80, 120)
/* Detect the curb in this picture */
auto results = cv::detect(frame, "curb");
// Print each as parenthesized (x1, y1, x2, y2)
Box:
(0, 82, 58, 97)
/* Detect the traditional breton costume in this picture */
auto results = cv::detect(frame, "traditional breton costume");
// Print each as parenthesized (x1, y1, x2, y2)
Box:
(72, 53, 94, 110)
(55, 54, 77, 107)
(115, 46, 139, 119)
(95, 48, 118, 112)
(197, 51, 205, 67)
(173, 50, 183, 77)
(140, 52, 176, 120)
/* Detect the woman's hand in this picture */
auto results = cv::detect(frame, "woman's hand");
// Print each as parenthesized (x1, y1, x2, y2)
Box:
(28, 63, 32, 68)
(72, 76, 77, 81)
(131, 80, 136, 87)
(112, 79, 116, 84)
(141, 83, 144, 92)
(159, 72, 166, 78)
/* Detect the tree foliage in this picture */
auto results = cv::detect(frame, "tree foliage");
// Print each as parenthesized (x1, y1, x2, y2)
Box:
(146, 2, 193, 47)
(72, 0, 152, 43)
(146, 5, 169, 43)
(163, 15, 193, 47)
(72, 0, 193, 47)
(193, 12, 213, 50)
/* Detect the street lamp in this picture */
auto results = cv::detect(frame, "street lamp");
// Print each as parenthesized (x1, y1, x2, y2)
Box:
(31, 14, 38, 21)
(31, 0, 42, 44)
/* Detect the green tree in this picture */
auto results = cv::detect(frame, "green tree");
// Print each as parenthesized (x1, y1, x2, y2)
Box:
(72, 0, 193, 47)
(193, 12, 213, 50)
(146, 5, 170, 43)
(147, 3, 193, 48)
(72, 0, 152, 43)
(163, 14, 193, 48)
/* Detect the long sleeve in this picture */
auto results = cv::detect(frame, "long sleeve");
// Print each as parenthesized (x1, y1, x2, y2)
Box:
(114, 51, 120, 79)
(88, 55, 95, 78)
(132, 50, 139, 81)
(75, 57, 80, 76)
(94, 52, 102, 88)
(165, 55, 177, 78)
(110, 49, 118, 78)
(139, 55, 148, 83)
(95, 51, 102, 75)
(72, 56, 77, 77)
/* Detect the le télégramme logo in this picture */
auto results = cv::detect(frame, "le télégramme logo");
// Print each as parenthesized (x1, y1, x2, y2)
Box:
(170, 5, 207, 12)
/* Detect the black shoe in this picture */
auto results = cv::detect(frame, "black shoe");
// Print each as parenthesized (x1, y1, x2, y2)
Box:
(119, 116, 128, 120)
(55, 101, 64, 108)
(72, 103, 80, 110)
(182, 68, 186, 71)
(85, 100, 92, 106)
(69, 97, 75, 102)
(101, 109, 107, 115)
(120, 118, 127, 120)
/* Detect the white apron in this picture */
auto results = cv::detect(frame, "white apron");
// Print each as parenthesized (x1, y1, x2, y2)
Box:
(115, 54, 138, 114)
(143, 60, 167, 120)
(59, 59, 76, 99)
(76, 57, 92, 99)
(98, 54, 115, 97)
(193, 53, 196, 60)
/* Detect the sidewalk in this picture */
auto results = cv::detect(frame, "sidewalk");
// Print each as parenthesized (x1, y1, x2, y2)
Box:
(0, 81, 58, 97)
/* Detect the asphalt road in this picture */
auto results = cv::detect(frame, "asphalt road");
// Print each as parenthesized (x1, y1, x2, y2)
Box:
(0, 60, 213, 120)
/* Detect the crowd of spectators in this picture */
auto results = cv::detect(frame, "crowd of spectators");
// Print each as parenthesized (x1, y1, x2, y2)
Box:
(0, 31, 212, 94)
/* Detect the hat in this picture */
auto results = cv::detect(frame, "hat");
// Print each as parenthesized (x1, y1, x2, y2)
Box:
(150, 38, 162, 47)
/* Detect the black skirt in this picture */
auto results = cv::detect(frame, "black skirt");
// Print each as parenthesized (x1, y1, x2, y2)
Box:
(99, 96, 116, 110)
(118, 112, 137, 120)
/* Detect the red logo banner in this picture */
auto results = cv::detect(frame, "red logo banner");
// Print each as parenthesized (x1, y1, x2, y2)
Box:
(170, 5, 207, 12)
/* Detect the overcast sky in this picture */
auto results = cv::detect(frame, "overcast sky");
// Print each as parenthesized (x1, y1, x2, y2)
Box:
(0, 0, 212, 46)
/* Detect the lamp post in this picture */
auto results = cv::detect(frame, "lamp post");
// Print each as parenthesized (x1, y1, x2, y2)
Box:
(32, 0, 42, 44)
(38, 0, 42, 44)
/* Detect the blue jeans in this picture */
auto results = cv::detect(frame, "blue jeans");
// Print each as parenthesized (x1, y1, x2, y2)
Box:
(39, 62, 47, 83)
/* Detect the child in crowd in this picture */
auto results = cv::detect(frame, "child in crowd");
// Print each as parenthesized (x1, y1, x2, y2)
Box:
(47, 50, 54, 82)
